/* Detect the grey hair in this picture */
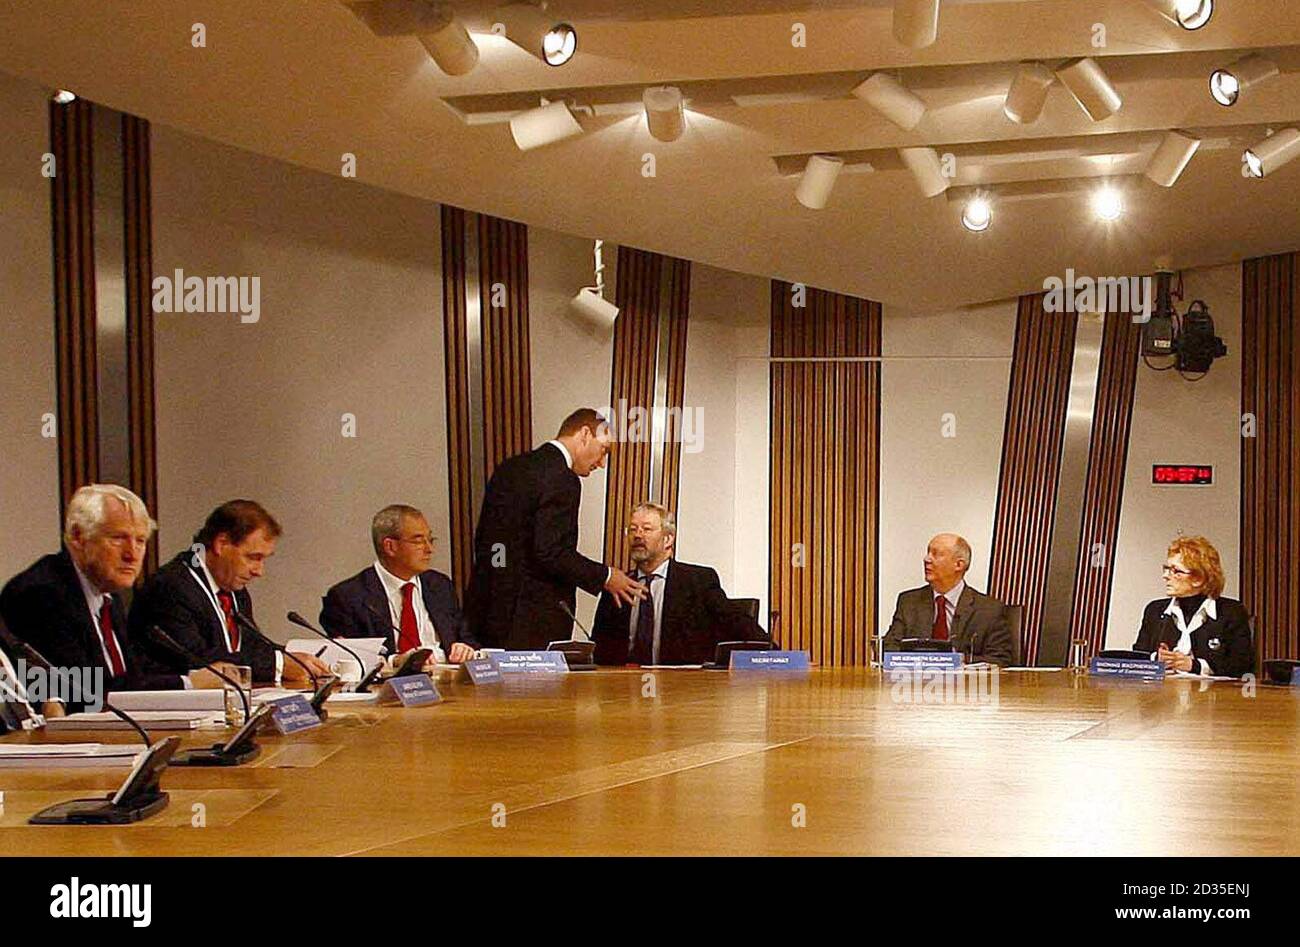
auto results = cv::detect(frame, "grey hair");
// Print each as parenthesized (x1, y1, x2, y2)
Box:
(371, 504, 423, 556)
(953, 536, 972, 568)
(632, 502, 676, 536)
(63, 483, 156, 543)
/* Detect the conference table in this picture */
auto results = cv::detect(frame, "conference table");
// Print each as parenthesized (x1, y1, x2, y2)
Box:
(1, 667, 1298, 857)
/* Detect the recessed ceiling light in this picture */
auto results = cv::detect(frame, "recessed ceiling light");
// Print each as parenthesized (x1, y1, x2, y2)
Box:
(961, 197, 992, 232)
(51, 89, 76, 104)
(1092, 186, 1124, 222)
(795, 154, 844, 210)
(1209, 54, 1278, 107)
(1243, 128, 1300, 179)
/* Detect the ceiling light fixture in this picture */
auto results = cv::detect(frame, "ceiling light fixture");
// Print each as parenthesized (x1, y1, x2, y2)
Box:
(643, 86, 685, 143)
(1146, 0, 1214, 30)
(51, 89, 76, 104)
(1055, 58, 1123, 122)
(509, 100, 583, 151)
(418, 9, 479, 75)
(1092, 185, 1124, 222)
(899, 147, 949, 198)
(893, 0, 940, 49)
(570, 240, 619, 328)
(1003, 62, 1055, 124)
(1144, 130, 1201, 187)
(495, 3, 576, 66)
(1244, 128, 1300, 178)
(1209, 54, 1278, 107)
(961, 196, 992, 232)
(852, 73, 927, 131)
(795, 155, 845, 210)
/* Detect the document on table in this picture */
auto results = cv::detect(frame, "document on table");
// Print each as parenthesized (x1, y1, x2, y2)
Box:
(108, 689, 223, 712)
(0, 743, 142, 768)
(45, 710, 220, 731)
(1172, 670, 1240, 681)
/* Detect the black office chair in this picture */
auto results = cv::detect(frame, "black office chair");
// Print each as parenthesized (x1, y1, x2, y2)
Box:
(1003, 604, 1024, 667)
(730, 597, 761, 623)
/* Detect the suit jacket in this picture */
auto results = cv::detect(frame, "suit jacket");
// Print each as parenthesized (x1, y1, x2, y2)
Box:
(465, 443, 608, 650)
(591, 559, 765, 666)
(1132, 596, 1254, 678)
(0, 549, 183, 696)
(319, 565, 477, 654)
(128, 550, 278, 683)
(883, 584, 1014, 667)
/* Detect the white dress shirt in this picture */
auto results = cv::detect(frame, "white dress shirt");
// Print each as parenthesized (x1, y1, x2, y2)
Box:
(932, 579, 965, 632)
(373, 562, 446, 664)
(1157, 596, 1215, 676)
(628, 558, 670, 663)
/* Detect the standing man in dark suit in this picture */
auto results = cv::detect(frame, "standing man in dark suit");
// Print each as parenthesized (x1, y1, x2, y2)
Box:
(0, 484, 226, 700)
(320, 504, 478, 665)
(129, 499, 329, 686)
(592, 503, 765, 666)
(466, 408, 645, 650)
(882, 533, 1013, 666)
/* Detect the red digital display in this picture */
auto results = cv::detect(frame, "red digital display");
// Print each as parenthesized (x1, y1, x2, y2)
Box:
(1152, 464, 1213, 485)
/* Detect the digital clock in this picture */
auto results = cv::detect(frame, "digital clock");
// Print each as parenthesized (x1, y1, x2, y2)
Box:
(1152, 464, 1213, 485)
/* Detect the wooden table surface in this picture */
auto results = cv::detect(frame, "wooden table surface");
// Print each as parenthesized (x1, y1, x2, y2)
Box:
(2, 668, 1297, 856)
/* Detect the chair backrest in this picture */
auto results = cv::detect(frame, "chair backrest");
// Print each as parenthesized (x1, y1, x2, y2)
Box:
(1003, 604, 1024, 667)
(730, 597, 761, 623)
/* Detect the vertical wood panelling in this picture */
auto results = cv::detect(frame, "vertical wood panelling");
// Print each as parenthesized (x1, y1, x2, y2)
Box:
(440, 205, 473, 597)
(768, 281, 880, 666)
(1069, 311, 1143, 657)
(50, 98, 99, 520)
(122, 113, 159, 574)
(988, 294, 1078, 664)
(658, 257, 691, 517)
(478, 214, 532, 478)
(1242, 253, 1300, 665)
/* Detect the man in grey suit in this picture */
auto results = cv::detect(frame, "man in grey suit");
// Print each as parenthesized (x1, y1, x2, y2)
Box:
(883, 533, 1013, 667)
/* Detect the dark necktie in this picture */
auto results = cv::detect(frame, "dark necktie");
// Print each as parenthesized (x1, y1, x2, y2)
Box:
(98, 598, 127, 677)
(629, 574, 660, 665)
(932, 593, 949, 640)
(398, 583, 420, 652)
(217, 590, 240, 651)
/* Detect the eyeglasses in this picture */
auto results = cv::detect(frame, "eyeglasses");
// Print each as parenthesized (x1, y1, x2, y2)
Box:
(623, 526, 659, 537)
(397, 534, 435, 548)
(1161, 564, 1193, 577)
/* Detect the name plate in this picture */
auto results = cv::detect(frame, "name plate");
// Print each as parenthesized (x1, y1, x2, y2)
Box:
(379, 674, 442, 706)
(1089, 656, 1165, 680)
(487, 651, 569, 675)
(463, 657, 502, 685)
(883, 652, 963, 672)
(267, 694, 323, 734)
(729, 650, 811, 671)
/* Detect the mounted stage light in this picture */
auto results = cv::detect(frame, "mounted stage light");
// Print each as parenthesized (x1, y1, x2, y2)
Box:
(1092, 185, 1124, 222)
(495, 3, 576, 66)
(899, 147, 948, 198)
(852, 73, 927, 131)
(795, 155, 844, 210)
(1003, 62, 1055, 124)
(1145, 0, 1214, 30)
(570, 239, 619, 329)
(1244, 128, 1300, 178)
(1055, 58, 1122, 122)
(509, 100, 583, 151)
(52, 90, 76, 104)
(961, 196, 992, 232)
(643, 86, 685, 143)
(418, 10, 479, 76)
(1144, 130, 1201, 187)
(893, 0, 940, 49)
(1209, 54, 1278, 107)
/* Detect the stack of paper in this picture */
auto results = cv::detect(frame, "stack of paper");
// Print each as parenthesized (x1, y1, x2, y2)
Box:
(45, 710, 219, 731)
(0, 743, 141, 768)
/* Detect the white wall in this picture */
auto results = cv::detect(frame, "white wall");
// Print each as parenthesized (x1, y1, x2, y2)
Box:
(0, 69, 58, 579)
(527, 229, 616, 634)
(151, 126, 449, 639)
(1105, 263, 1242, 646)
(878, 301, 1017, 632)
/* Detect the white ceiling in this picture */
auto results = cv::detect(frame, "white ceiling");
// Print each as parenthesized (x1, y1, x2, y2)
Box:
(1, 0, 1298, 310)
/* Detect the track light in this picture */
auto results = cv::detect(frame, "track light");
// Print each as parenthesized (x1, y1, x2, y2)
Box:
(1144, 131, 1201, 187)
(795, 155, 844, 210)
(899, 147, 948, 198)
(852, 73, 927, 131)
(1055, 58, 1122, 122)
(1209, 54, 1278, 107)
(1092, 186, 1124, 222)
(1003, 62, 1055, 124)
(643, 86, 685, 143)
(961, 196, 992, 232)
(509, 100, 583, 151)
(495, 3, 576, 66)
(570, 239, 618, 329)
(51, 89, 76, 104)
(418, 10, 479, 76)
(1145, 0, 1213, 30)
(893, 0, 940, 49)
(1244, 128, 1300, 179)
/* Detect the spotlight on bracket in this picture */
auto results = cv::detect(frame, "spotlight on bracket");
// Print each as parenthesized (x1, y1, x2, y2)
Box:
(1210, 54, 1278, 107)
(495, 3, 576, 66)
(961, 195, 992, 232)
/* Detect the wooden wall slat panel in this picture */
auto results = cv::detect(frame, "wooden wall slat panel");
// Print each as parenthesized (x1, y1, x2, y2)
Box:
(769, 281, 881, 665)
(1242, 253, 1300, 664)
(988, 294, 1078, 664)
(477, 214, 533, 481)
(50, 98, 99, 521)
(440, 206, 473, 597)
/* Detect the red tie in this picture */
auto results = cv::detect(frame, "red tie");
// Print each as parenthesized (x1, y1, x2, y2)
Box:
(217, 590, 240, 651)
(98, 598, 127, 677)
(398, 583, 420, 652)
(932, 593, 949, 640)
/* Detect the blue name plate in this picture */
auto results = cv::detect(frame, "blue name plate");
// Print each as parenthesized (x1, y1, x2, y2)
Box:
(882, 652, 963, 671)
(487, 651, 569, 675)
(380, 674, 442, 706)
(463, 657, 502, 684)
(729, 650, 811, 671)
(267, 694, 323, 734)
(1292, 667, 1300, 686)
(1089, 656, 1166, 680)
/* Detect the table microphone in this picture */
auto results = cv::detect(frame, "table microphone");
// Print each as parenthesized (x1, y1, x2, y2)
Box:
(557, 599, 592, 640)
(287, 610, 382, 693)
(147, 625, 251, 722)
(233, 611, 319, 687)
